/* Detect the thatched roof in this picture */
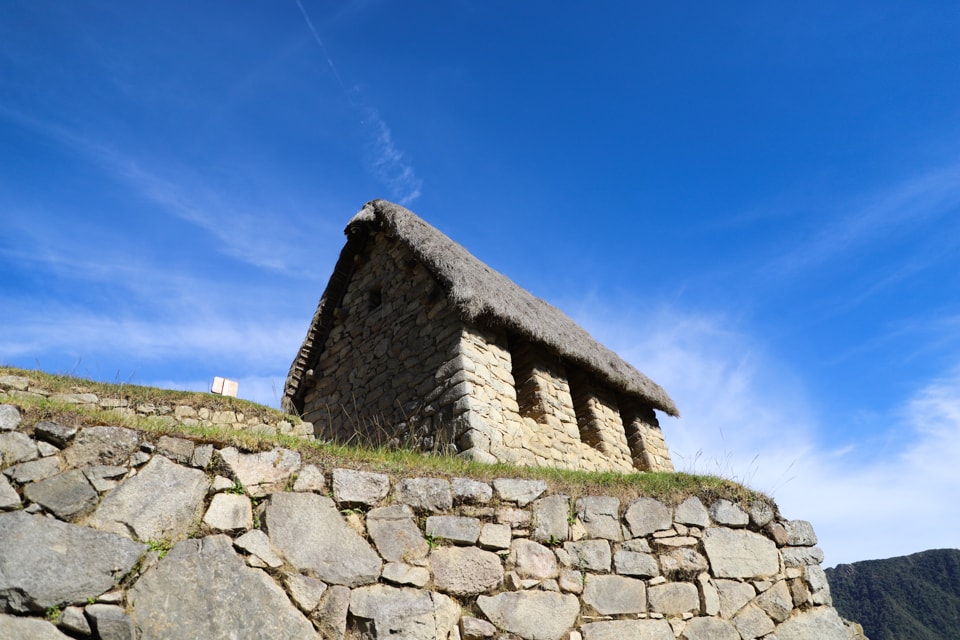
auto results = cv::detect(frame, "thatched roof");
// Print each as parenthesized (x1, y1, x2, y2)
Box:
(283, 200, 679, 417)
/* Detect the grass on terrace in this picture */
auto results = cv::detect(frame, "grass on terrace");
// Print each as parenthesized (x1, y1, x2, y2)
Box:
(0, 365, 772, 508)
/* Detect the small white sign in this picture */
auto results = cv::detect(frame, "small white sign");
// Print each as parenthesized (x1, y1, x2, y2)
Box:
(211, 376, 238, 397)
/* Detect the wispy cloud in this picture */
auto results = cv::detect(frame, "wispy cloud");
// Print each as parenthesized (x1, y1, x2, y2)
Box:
(0, 299, 303, 407)
(365, 107, 422, 205)
(769, 161, 960, 277)
(773, 369, 960, 565)
(293, 1, 422, 205)
(0, 303, 303, 365)
(113, 160, 337, 275)
(569, 300, 960, 566)
(0, 104, 338, 276)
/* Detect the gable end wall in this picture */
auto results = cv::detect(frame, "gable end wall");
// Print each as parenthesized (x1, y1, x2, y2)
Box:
(300, 232, 466, 446)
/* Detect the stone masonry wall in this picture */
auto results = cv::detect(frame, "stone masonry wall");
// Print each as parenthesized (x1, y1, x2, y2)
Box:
(0, 402, 866, 640)
(447, 324, 532, 466)
(458, 334, 635, 473)
(622, 400, 673, 472)
(568, 370, 635, 470)
(0, 373, 311, 438)
(302, 232, 466, 446)
(293, 232, 673, 474)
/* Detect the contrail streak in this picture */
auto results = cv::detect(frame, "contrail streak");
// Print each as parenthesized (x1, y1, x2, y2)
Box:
(292, 0, 423, 205)
(294, 0, 351, 101)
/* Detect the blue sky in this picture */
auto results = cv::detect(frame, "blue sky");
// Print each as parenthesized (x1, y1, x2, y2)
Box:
(2, 2, 959, 566)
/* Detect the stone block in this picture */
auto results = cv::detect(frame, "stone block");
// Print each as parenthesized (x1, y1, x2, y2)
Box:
(478, 522, 512, 550)
(395, 477, 452, 512)
(648, 581, 700, 616)
(748, 500, 776, 528)
(459, 446, 498, 464)
(203, 493, 253, 532)
(313, 585, 351, 640)
(88, 455, 210, 542)
(476, 591, 579, 640)
(0, 405, 21, 431)
(576, 496, 622, 540)
(0, 511, 145, 613)
(381, 562, 431, 587)
(292, 464, 325, 492)
(266, 492, 381, 586)
(624, 498, 672, 537)
(660, 547, 709, 580)
(36, 440, 59, 457)
(461, 616, 496, 640)
(156, 436, 195, 465)
(782, 546, 825, 567)
(784, 520, 818, 546)
(715, 579, 756, 619)
(674, 496, 709, 527)
(59, 605, 92, 635)
(0, 474, 20, 510)
(765, 522, 789, 546)
(580, 619, 674, 640)
(702, 528, 779, 579)
(24, 469, 99, 519)
(709, 500, 749, 527)
(430, 546, 504, 596)
(681, 617, 739, 640)
(350, 585, 460, 640)
(698, 574, 721, 616)
(0, 614, 74, 639)
(61, 426, 138, 468)
(284, 571, 328, 613)
(493, 478, 547, 506)
(582, 574, 647, 615)
(532, 494, 571, 543)
(0, 376, 30, 391)
(558, 568, 583, 594)
(130, 535, 315, 640)
(191, 444, 214, 469)
(560, 540, 611, 572)
(613, 549, 659, 577)
(805, 564, 830, 594)
(5, 456, 62, 485)
(0, 431, 39, 466)
(756, 579, 793, 622)
(367, 504, 430, 562)
(497, 507, 532, 529)
(733, 602, 775, 639)
(332, 468, 390, 507)
(509, 538, 559, 579)
(775, 606, 853, 640)
(51, 393, 99, 405)
(86, 603, 135, 640)
(426, 515, 482, 545)
(452, 477, 493, 504)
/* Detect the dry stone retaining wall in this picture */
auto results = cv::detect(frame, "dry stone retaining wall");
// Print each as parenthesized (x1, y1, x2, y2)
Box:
(0, 403, 866, 640)
(0, 373, 312, 438)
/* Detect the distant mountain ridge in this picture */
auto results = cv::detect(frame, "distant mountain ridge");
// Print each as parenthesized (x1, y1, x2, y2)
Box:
(826, 548, 960, 640)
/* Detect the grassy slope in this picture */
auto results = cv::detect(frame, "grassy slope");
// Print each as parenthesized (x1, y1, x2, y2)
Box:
(1, 365, 770, 507)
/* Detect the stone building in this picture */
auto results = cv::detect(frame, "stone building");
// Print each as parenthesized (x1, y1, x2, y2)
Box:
(283, 200, 678, 473)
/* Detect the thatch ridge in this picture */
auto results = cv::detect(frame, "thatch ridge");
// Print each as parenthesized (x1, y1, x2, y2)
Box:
(283, 200, 679, 417)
